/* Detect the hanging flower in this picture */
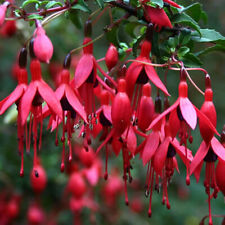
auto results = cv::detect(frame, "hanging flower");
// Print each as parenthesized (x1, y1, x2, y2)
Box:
(20, 58, 62, 171)
(33, 25, 53, 63)
(0, 48, 28, 177)
(0, 2, 8, 27)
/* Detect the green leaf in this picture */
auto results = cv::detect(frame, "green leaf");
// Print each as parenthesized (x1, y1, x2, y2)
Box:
(71, 0, 91, 13)
(179, 28, 191, 45)
(182, 52, 202, 67)
(125, 21, 142, 38)
(28, 14, 44, 20)
(95, 0, 104, 8)
(181, 3, 207, 23)
(106, 26, 120, 47)
(150, 0, 163, 8)
(69, 10, 82, 29)
(195, 44, 225, 57)
(45, 1, 63, 9)
(22, 0, 40, 8)
(172, 12, 201, 35)
(177, 46, 190, 58)
(191, 29, 225, 44)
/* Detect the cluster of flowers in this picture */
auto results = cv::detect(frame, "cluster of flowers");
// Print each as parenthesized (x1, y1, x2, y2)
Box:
(0, 0, 225, 224)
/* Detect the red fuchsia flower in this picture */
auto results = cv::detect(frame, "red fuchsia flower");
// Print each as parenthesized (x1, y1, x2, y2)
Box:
(139, 95, 163, 166)
(53, 64, 87, 172)
(33, 23, 53, 63)
(125, 28, 169, 126)
(148, 69, 219, 185)
(190, 76, 225, 225)
(140, 0, 180, 31)
(96, 79, 132, 154)
(105, 43, 119, 71)
(0, 2, 8, 27)
(72, 36, 116, 149)
(20, 58, 62, 172)
(0, 48, 28, 177)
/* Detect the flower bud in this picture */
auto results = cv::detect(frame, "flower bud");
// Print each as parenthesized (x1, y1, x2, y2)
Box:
(105, 44, 118, 71)
(33, 26, 53, 63)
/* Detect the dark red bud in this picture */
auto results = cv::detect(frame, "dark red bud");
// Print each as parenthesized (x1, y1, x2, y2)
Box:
(154, 95, 162, 113)
(29, 38, 36, 59)
(84, 20, 92, 37)
(63, 53, 71, 69)
(145, 23, 153, 41)
(18, 47, 27, 68)
(205, 74, 211, 89)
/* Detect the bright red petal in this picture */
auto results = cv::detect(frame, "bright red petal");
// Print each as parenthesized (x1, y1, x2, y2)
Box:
(74, 54, 94, 88)
(153, 137, 170, 176)
(125, 61, 143, 98)
(65, 85, 87, 123)
(142, 131, 160, 166)
(0, 85, 25, 115)
(38, 81, 62, 120)
(211, 137, 225, 161)
(55, 84, 66, 100)
(147, 99, 179, 131)
(171, 138, 193, 163)
(179, 97, 197, 130)
(193, 161, 204, 183)
(102, 105, 112, 123)
(122, 127, 137, 155)
(20, 83, 37, 125)
(169, 108, 180, 138)
(190, 141, 209, 175)
(195, 106, 220, 136)
(145, 62, 169, 96)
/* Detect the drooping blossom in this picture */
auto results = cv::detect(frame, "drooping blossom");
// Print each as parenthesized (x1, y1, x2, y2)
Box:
(20, 58, 62, 172)
(0, 48, 28, 176)
(52, 62, 87, 171)
(190, 76, 225, 225)
(140, 0, 181, 31)
(148, 69, 219, 185)
(72, 35, 116, 149)
(33, 24, 53, 63)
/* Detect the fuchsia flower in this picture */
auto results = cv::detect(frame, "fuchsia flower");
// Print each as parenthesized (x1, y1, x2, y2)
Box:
(0, 48, 28, 176)
(96, 79, 132, 154)
(33, 25, 53, 63)
(126, 39, 169, 99)
(73, 36, 116, 149)
(189, 76, 225, 225)
(141, 0, 181, 31)
(148, 69, 219, 185)
(20, 58, 62, 171)
(53, 67, 87, 171)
